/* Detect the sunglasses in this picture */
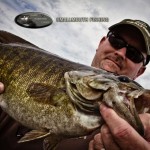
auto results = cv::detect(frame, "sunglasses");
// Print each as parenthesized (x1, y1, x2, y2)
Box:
(107, 31, 146, 65)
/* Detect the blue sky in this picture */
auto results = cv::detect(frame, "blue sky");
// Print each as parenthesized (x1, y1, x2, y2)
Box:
(0, 0, 150, 88)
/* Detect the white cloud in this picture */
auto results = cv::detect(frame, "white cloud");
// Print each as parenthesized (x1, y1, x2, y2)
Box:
(0, 0, 150, 88)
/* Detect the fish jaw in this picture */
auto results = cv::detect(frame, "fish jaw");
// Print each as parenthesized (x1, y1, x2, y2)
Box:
(102, 87, 145, 136)
(65, 70, 145, 136)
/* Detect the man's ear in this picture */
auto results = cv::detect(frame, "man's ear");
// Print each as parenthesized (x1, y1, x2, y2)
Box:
(96, 36, 107, 52)
(98, 36, 107, 47)
(134, 66, 146, 79)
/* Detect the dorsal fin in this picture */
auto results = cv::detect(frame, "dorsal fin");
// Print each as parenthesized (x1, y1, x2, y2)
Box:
(0, 30, 39, 48)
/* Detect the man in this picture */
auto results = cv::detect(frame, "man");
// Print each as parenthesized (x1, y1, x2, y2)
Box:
(0, 19, 150, 150)
(89, 19, 150, 150)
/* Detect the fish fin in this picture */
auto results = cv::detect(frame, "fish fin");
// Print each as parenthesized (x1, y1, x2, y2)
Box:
(26, 83, 66, 106)
(43, 135, 63, 150)
(27, 83, 54, 97)
(0, 30, 39, 48)
(18, 129, 50, 143)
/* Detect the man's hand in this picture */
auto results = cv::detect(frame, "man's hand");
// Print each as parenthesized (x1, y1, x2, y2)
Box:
(0, 82, 4, 93)
(89, 104, 150, 150)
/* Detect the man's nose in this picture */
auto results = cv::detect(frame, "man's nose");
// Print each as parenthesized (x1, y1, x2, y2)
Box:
(114, 47, 127, 59)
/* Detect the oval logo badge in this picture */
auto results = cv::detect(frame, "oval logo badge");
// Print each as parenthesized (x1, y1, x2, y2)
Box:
(14, 12, 53, 28)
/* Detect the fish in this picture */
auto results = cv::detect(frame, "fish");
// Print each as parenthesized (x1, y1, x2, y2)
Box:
(0, 30, 150, 150)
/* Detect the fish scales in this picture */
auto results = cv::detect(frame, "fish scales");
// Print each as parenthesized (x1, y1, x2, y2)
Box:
(0, 43, 101, 135)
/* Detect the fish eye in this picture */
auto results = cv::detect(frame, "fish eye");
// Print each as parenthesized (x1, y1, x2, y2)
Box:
(118, 76, 130, 83)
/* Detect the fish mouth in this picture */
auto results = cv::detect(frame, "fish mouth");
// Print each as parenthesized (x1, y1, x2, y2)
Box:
(64, 70, 145, 136)
(115, 93, 145, 136)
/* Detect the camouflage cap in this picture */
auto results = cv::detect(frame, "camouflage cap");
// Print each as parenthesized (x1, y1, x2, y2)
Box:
(109, 19, 150, 65)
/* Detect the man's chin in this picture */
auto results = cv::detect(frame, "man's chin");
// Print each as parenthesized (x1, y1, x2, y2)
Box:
(101, 62, 119, 74)
(103, 67, 117, 73)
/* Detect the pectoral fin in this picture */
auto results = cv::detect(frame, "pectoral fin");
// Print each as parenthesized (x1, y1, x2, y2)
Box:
(26, 83, 54, 97)
(18, 129, 50, 143)
(26, 82, 67, 106)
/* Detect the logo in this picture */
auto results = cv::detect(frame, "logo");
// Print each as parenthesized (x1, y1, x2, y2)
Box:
(14, 12, 53, 28)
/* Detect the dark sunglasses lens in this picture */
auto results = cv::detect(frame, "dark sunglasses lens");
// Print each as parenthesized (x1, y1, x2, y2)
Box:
(109, 36, 126, 49)
(108, 33, 144, 64)
(126, 47, 143, 63)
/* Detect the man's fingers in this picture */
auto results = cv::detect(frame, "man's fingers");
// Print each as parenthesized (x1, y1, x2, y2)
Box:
(88, 133, 105, 150)
(99, 104, 149, 150)
(93, 133, 104, 150)
(0, 82, 4, 93)
(139, 113, 150, 141)
(88, 140, 94, 150)
(101, 125, 120, 150)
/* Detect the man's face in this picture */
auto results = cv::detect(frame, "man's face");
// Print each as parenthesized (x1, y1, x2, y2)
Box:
(91, 26, 147, 79)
